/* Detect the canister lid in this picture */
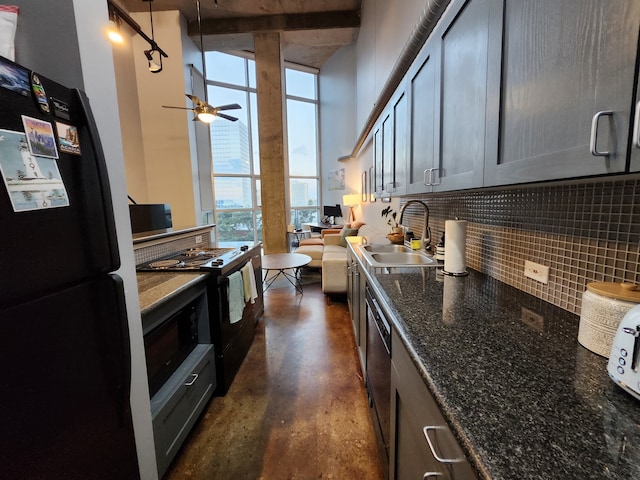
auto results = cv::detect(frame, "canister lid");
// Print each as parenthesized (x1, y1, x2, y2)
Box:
(586, 282, 640, 303)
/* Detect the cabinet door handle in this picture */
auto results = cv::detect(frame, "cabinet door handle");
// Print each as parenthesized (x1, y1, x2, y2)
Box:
(184, 373, 199, 386)
(590, 110, 613, 157)
(633, 101, 640, 148)
(430, 168, 441, 186)
(423, 426, 464, 464)
(423, 169, 430, 186)
(423, 474, 443, 479)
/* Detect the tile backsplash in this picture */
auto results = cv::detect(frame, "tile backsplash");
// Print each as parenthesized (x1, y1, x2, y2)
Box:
(401, 175, 640, 315)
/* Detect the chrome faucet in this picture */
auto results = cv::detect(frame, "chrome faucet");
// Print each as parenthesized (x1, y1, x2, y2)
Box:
(399, 200, 431, 250)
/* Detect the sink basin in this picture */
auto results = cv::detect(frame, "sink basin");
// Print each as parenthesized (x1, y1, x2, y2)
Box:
(370, 252, 437, 266)
(355, 244, 438, 268)
(363, 244, 412, 253)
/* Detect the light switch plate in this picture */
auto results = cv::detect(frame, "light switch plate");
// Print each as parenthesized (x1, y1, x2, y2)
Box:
(524, 260, 549, 284)
(195, 235, 203, 244)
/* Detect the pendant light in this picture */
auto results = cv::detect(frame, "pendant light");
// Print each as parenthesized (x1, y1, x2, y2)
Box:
(144, 0, 162, 73)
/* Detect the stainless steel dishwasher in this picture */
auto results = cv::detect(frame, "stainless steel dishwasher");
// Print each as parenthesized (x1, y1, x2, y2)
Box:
(365, 285, 391, 479)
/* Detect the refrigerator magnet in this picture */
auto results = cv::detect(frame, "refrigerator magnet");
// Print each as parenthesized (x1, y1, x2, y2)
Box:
(30, 72, 50, 113)
(21, 115, 59, 159)
(55, 122, 81, 155)
(0, 56, 30, 96)
(51, 97, 70, 120)
(0, 128, 69, 212)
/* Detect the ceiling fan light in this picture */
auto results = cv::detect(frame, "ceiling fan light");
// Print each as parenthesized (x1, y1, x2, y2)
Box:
(197, 112, 216, 123)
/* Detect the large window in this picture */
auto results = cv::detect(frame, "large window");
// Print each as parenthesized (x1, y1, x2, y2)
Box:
(207, 52, 319, 245)
(286, 67, 320, 228)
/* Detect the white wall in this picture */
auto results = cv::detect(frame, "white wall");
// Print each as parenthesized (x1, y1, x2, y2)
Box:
(127, 10, 198, 229)
(321, 0, 427, 232)
(319, 44, 356, 220)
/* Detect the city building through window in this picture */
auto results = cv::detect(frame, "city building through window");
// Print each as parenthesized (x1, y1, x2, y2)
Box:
(207, 52, 320, 246)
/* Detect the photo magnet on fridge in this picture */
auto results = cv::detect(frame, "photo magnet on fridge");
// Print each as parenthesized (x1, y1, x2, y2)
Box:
(55, 122, 81, 156)
(30, 72, 50, 113)
(0, 55, 29, 96)
(21, 115, 59, 159)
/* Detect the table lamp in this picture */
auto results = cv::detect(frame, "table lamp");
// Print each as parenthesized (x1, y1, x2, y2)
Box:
(342, 193, 360, 223)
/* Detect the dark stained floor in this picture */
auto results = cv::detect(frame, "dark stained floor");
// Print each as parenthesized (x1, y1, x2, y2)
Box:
(164, 273, 384, 479)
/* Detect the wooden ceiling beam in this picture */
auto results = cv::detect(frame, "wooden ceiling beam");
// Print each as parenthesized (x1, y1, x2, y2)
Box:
(188, 9, 360, 36)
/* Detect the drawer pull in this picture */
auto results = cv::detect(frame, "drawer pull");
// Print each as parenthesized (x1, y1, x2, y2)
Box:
(423, 474, 443, 479)
(423, 426, 464, 464)
(184, 373, 199, 386)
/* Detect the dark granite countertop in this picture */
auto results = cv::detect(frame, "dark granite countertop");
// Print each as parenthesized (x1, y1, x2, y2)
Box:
(351, 243, 640, 480)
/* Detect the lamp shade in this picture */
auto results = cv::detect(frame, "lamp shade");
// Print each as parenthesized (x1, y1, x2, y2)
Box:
(342, 194, 360, 206)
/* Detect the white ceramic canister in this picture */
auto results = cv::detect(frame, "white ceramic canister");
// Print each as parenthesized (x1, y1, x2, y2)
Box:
(578, 282, 640, 357)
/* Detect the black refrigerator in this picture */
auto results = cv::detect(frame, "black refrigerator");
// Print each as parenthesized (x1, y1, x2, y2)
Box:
(0, 56, 140, 478)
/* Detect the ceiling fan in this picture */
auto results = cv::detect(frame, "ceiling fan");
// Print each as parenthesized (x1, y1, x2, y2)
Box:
(162, 95, 240, 123)
(161, 0, 240, 124)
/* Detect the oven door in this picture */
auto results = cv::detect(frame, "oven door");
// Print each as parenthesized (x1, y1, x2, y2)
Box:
(365, 286, 391, 477)
(210, 272, 256, 395)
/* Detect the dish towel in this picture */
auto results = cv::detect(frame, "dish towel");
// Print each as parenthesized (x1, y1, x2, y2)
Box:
(228, 271, 245, 324)
(241, 258, 258, 304)
(0, 6, 19, 61)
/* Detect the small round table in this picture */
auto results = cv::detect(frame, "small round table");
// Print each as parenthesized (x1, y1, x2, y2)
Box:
(262, 253, 311, 294)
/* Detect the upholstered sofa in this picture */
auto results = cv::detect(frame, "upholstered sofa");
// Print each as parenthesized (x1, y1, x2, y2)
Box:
(296, 222, 389, 294)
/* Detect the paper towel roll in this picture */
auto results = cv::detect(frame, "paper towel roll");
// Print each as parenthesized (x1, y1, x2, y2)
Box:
(444, 219, 467, 275)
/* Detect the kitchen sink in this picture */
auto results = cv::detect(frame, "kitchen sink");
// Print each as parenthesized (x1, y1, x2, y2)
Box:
(356, 244, 438, 268)
(362, 244, 412, 253)
(370, 252, 437, 265)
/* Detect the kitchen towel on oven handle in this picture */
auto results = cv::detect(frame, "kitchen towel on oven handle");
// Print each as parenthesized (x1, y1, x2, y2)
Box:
(241, 258, 258, 304)
(228, 271, 245, 324)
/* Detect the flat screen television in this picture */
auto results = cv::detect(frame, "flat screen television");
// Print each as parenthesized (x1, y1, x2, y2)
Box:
(323, 205, 342, 218)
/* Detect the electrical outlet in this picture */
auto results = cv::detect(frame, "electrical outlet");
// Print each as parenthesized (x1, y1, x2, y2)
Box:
(524, 260, 549, 284)
(195, 235, 203, 244)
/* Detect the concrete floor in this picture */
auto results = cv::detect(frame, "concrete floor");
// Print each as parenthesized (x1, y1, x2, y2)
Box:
(164, 274, 384, 479)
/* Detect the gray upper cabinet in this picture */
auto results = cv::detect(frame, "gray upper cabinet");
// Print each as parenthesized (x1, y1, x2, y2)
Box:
(407, 41, 439, 194)
(631, 77, 640, 172)
(374, 90, 407, 198)
(392, 91, 407, 196)
(373, 124, 383, 196)
(484, 0, 640, 186)
(406, 0, 499, 194)
(434, 0, 499, 192)
(373, 111, 393, 198)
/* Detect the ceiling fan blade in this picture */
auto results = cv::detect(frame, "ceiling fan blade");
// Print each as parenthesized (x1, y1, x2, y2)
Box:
(162, 105, 194, 110)
(217, 112, 238, 122)
(185, 93, 206, 106)
(215, 103, 242, 111)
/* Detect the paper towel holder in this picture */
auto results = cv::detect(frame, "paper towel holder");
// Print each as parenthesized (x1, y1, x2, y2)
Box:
(442, 217, 468, 276)
(442, 269, 468, 277)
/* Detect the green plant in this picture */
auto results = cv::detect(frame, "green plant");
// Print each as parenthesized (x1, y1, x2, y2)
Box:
(381, 206, 398, 227)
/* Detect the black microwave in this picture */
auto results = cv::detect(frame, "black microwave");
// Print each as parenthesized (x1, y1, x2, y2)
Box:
(144, 298, 200, 397)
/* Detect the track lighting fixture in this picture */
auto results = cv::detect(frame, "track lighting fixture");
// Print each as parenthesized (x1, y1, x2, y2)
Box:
(144, 48, 162, 73)
(106, 0, 168, 73)
(106, 17, 124, 44)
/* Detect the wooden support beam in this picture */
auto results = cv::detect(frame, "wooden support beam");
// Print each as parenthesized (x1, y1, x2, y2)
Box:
(188, 9, 360, 36)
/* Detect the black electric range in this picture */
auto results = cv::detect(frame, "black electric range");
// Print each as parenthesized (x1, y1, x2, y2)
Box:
(136, 246, 251, 274)
(137, 244, 263, 396)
